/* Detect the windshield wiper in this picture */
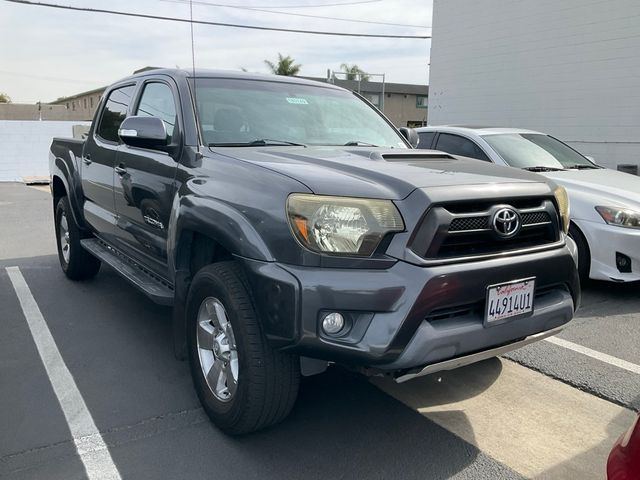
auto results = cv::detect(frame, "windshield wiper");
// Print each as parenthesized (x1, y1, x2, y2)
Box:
(522, 166, 566, 172)
(344, 140, 379, 147)
(564, 164, 600, 170)
(248, 138, 306, 147)
(209, 139, 306, 147)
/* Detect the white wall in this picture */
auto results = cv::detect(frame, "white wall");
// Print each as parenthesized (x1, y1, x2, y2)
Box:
(428, 0, 640, 170)
(0, 121, 89, 182)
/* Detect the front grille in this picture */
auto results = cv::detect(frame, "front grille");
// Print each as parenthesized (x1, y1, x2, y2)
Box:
(448, 211, 551, 233)
(449, 216, 489, 232)
(411, 198, 560, 261)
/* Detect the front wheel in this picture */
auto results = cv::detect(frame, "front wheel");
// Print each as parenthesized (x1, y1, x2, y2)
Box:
(187, 262, 300, 435)
(55, 196, 101, 280)
(568, 223, 590, 283)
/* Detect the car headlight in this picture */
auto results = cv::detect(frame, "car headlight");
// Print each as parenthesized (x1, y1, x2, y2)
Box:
(554, 186, 570, 234)
(287, 194, 404, 256)
(595, 206, 640, 229)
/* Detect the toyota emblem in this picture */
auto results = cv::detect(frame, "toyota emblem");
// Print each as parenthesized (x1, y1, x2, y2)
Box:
(492, 207, 521, 238)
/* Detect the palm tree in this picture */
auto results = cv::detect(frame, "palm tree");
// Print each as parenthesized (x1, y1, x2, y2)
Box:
(0, 92, 11, 103)
(264, 53, 302, 76)
(340, 64, 370, 81)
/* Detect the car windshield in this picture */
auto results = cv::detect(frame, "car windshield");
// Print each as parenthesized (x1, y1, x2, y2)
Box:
(482, 133, 595, 169)
(192, 78, 408, 148)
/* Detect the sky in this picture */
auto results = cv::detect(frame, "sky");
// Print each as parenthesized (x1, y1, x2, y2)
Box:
(0, 0, 432, 103)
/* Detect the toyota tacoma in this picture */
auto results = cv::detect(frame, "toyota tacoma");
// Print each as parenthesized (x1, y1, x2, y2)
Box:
(49, 69, 580, 434)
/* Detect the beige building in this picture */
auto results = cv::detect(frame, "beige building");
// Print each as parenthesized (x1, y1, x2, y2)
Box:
(308, 77, 429, 128)
(49, 87, 105, 121)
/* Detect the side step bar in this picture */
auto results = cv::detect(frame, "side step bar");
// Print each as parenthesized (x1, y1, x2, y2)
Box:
(81, 239, 174, 306)
(394, 327, 563, 383)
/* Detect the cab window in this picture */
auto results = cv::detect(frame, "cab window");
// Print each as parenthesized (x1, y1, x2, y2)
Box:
(96, 85, 136, 143)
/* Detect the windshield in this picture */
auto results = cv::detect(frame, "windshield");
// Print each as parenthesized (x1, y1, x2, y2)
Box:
(482, 133, 595, 169)
(193, 78, 408, 148)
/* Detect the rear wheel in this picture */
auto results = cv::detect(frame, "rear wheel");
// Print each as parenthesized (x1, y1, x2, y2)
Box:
(55, 196, 101, 280)
(187, 261, 300, 435)
(568, 223, 590, 283)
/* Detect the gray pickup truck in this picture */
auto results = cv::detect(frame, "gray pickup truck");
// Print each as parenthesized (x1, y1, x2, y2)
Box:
(50, 69, 580, 434)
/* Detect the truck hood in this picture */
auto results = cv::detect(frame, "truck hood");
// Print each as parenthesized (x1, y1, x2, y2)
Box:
(211, 146, 550, 199)
(543, 168, 640, 209)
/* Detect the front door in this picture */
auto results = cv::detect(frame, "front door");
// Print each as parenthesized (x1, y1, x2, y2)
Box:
(113, 80, 180, 279)
(81, 84, 136, 241)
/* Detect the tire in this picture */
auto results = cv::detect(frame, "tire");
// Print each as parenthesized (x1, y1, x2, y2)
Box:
(568, 223, 590, 283)
(187, 261, 300, 435)
(54, 196, 101, 280)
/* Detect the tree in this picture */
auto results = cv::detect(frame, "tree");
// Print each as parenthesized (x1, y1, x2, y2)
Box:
(340, 64, 370, 81)
(264, 53, 301, 76)
(0, 92, 11, 103)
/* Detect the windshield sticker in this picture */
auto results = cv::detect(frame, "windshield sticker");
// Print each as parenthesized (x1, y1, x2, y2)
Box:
(286, 97, 309, 105)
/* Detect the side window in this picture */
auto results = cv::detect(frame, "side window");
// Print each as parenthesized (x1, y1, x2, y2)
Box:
(417, 131, 436, 149)
(97, 85, 136, 143)
(435, 133, 490, 161)
(136, 82, 177, 138)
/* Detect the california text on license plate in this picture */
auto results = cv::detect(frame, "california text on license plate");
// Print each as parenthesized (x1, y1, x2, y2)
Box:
(485, 278, 535, 325)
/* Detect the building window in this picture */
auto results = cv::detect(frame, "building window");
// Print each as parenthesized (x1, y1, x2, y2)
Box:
(72, 101, 76, 111)
(364, 93, 380, 108)
(90, 97, 94, 108)
(83, 98, 87, 109)
(416, 95, 428, 108)
(66, 103, 69, 109)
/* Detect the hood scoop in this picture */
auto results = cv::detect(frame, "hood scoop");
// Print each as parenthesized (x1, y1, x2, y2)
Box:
(378, 151, 456, 163)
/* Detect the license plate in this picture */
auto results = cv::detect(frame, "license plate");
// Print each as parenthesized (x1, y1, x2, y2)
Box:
(485, 278, 535, 325)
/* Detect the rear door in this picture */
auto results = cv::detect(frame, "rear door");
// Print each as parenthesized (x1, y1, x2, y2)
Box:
(81, 84, 136, 240)
(112, 79, 180, 278)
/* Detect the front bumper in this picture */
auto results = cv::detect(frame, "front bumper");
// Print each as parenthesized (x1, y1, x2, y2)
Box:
(242, 244, 580, 372)
(575, 218, 640, 282)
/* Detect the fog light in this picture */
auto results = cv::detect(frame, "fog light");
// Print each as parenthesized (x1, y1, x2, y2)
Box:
(321, 312, 345, 335)
(616, 252, 632, 273)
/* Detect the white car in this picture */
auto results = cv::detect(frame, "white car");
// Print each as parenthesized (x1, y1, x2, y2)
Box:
(416, 126, 640, 283)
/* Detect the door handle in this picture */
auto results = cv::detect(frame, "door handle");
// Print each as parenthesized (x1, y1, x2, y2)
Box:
(83, 154, 92, 165)
(115, 165, 127, 175)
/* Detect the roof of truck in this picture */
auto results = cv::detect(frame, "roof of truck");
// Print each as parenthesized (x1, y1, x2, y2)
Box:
(120, 68, 344, 90)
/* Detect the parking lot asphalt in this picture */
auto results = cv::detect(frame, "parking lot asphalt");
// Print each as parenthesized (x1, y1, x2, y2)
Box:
(1, 183, 638, 479)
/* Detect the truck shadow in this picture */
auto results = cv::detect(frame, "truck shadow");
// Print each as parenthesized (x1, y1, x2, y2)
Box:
(235, 368, 500, 480)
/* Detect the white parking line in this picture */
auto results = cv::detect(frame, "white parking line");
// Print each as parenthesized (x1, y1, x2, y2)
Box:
(6, 267, 122, 480)
(545, 336, 640, 375)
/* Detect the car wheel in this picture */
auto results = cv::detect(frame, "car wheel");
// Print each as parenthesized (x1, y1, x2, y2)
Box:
(55, 196, 101, 280)
(187, 261, 300, 435)
(568, 223, 590, 283)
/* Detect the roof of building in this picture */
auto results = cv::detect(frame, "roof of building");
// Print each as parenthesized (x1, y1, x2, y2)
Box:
(50, 86, 107, 104)
(304, 77, 428, 95)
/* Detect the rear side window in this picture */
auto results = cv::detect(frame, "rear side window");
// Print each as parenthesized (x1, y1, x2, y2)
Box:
(417, 131, 436, 149)
(136, 82, 177, 138)
(97, 85, 136, 143)
(435, 133, 490, 161)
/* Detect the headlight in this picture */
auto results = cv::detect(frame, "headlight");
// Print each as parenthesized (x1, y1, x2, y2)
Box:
(287, 194, 404, 256)
(595, 206, 640, 229)
(554, 186, 570, 234)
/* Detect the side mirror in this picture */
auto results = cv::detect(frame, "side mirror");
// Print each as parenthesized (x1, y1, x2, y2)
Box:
(119, 116, 169, 150)
(399, 127, 419, 148)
